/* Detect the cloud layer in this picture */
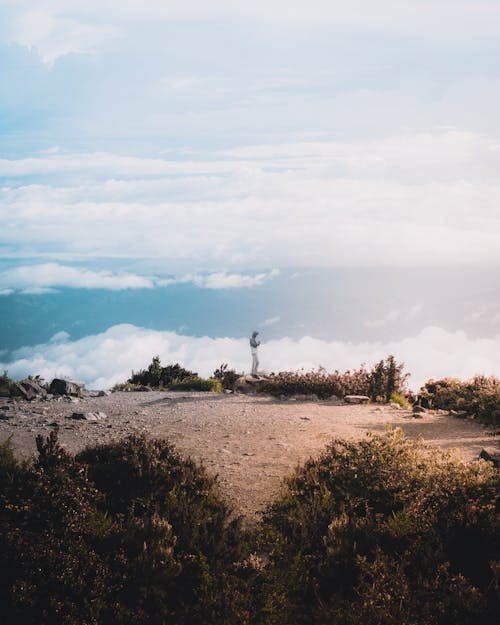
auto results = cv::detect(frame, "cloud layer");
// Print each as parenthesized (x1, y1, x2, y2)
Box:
(1, 132, 499, 269)
(0, 263, 279, 293)
(2, 323, 499, 391)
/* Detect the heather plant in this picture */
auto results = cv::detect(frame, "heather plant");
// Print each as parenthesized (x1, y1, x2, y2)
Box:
(262, 356, 408, 401)
(420, 375, 500, 426)
(0, 433, 259, 625)
(262, 429, 499, 625)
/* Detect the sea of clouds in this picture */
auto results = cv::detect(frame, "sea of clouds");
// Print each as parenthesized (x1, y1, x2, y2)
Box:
(1, 324, 499, 392)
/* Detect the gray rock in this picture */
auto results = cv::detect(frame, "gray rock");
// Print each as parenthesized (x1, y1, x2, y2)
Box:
(344, 395, 370, 404)
(233, 375, 269, 394)
(413, 405, 426, 414)
(68, 411, 107, 422)
(49, 378, 85, 396)
(479, 447, 500, 468)
(13, 379, 47, 401)
(0, 411, 11, 420)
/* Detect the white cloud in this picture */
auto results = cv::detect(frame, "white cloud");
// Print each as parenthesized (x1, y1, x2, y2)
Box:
(1, 324, 499, 391)
(365, 305, 423, 328)
(0, 263, 279, 293)
(0, 263, 155, 292)
(260, 316, 281, 327)
(1, 132, 499, 269)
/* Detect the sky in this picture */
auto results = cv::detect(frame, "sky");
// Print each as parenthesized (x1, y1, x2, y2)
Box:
(0, 1, 499, 389)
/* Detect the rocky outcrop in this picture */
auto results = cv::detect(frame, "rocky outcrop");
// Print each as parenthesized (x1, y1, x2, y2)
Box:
(13, 379, 47, 401)
(49, 378, 85, 396)
(233, 375, 269, 394)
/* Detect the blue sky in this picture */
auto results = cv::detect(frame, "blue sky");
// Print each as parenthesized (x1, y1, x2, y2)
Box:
(0, 1, 499, 387)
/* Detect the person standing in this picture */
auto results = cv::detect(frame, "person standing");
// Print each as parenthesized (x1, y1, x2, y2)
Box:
(250, 331, 261, 376)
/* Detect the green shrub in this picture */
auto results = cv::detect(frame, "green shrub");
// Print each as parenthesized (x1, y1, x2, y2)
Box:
(262, 429, 499, 625)
(390, 391, 409, 407)
(0, 370, 14, 396)
(213, 363, 241, 390)
(129, 356, 197, 388)
(420, 376, 500, 426)
(170, 377, 223, 392)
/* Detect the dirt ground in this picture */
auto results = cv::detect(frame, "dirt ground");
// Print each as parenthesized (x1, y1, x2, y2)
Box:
(1, 391, 498, 521)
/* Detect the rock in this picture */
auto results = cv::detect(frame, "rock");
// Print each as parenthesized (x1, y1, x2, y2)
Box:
(49, 378, 85, 396)
(233, 375, 269, 394)
(413, 405, 426, 414)
(13, 379, 47, 401)
(290, 394, 319, 402)
(98, 390, 111, 397)
(68, 411, 107, 422)
(389, 402, 401, 409)
(449, 410, 468, 419)
(0, 411, 11, 420)
(479, 447, 500, 468)
(344, 395, 370, 404)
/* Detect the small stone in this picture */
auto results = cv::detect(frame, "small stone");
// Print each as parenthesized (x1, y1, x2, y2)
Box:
(413, 405, 426, 414)
(344, 395, 370, 404)
(68, 411, 107, 421)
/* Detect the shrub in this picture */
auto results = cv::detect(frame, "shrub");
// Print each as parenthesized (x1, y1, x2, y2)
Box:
(262, 429, 499, 625)
(0, 433, 257, 625)
(213, 363, 241, 390)
(169, 377, 223, 393)
(129, 356, 197, 388)
(262, 356, 408, 401)
(0, 370, 14, 396)
(420, 376, 500, 426)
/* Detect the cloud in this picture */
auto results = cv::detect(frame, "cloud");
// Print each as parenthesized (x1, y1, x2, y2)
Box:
(365, 305, 423, 328)
(1, 324, 499, 391)
(1, 132, 499, 269)
(260, 316, 281, 327)
(0, 263, 279, 293)
(0, 263, 156, 292)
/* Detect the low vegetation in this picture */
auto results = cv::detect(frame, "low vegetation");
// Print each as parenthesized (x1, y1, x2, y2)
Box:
(114, 356, 223, 393)
(0, 432, 258, 625)
(262, 428, 499, 624)
(419, 375, 500, 426)
(262, 355, 408, 401)
(1, 429, 497, 624)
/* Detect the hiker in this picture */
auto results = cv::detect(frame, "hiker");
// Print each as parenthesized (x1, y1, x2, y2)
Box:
(250, 331, 261, 376)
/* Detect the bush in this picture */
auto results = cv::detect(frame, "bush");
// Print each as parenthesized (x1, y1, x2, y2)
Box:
(262, 429, 499, 625)
(262, 356, 408, 401)
(213, 364, 241, 391)
(420, 376, 500, 426)
(0, 433, 258, 625)
(169, 377, 223, 393)
(129, 356, 197, 388)
(0, 370, 14, 396)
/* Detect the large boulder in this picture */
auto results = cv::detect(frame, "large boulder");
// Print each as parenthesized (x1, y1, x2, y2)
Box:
(233, 375, 269, 394)
(49, 378, 85, 396)
(13, 379, 47, 401)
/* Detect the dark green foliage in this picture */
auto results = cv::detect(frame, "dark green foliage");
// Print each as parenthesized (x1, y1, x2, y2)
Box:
(125, 356, 222, 392)
(0, 370, 14, 396)
(213, 363, 241, 390)
(262, 429, 499, 624)
(419, 375, 500, 426)
(0, 433, 257, 625)
(263, 356, 408, 401)
(129, 356, 197, 388)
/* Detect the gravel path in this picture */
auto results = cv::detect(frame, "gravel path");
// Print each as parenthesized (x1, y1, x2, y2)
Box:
(1, 391, 497, 521)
